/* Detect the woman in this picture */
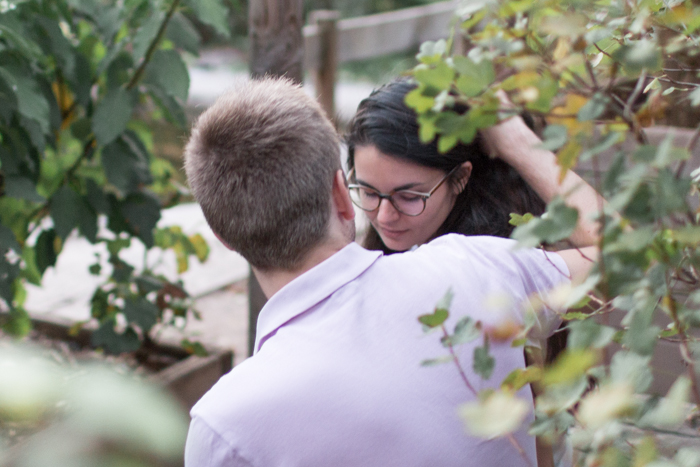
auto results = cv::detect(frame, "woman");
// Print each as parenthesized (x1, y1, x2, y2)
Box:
(346, 79, 600, 467)
(345, 79, 546, 254)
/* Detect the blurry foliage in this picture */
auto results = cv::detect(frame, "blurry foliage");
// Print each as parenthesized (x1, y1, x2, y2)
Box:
(410, 0, 700, 464)
(0, 344, 189, 465)
(0, 0, 231, 354)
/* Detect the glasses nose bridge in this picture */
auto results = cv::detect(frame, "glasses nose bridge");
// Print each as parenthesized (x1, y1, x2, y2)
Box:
(376, 192, 402, 216)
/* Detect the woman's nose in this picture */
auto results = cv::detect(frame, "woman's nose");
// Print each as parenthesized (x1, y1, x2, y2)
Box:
(376, 198, 400, 223)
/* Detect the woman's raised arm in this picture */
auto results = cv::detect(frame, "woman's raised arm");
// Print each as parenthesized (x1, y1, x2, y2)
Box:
(481, 113, 605, 282)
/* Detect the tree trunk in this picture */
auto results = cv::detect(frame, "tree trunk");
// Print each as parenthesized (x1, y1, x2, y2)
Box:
(247, 0, 305, 356)
(249, 0, 304, 83)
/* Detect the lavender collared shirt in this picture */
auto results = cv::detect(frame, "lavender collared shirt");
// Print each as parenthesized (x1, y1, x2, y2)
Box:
(185, 235, 569, 466)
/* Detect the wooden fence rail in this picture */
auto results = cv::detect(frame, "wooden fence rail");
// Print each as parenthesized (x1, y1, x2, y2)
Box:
(304, 1, 459, 119)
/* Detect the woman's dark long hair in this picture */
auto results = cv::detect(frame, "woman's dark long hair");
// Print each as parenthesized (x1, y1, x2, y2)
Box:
(346, 79, 545, 254)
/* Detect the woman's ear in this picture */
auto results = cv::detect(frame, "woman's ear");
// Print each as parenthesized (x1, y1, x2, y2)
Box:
(453, 161, 473, 195)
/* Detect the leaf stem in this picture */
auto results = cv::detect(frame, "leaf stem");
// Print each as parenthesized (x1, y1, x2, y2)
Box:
(126, 0, 181, 90)
(441, 323, 478, 396)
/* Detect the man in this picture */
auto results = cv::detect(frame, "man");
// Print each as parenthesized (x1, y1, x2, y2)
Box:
(184, 77, 597, 466)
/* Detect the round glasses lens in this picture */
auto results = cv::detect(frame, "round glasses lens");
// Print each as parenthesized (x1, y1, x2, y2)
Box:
(349, 187, 380, 211)
(392, 191, 425, 216)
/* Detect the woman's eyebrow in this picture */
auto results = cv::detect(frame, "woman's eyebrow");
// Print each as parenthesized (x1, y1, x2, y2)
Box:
(354, 177, 423, 192)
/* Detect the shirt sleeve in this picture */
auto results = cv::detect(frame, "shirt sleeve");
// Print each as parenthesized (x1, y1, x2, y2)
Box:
(185, 416, 254, 467)
(508, 246, 571, 341)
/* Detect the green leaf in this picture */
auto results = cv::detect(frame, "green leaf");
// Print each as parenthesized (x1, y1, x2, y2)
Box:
(181, 339, 208, 357)
(77, 196, 98, 243)
(4, 176, 44, 203)
(132, 11, 165, 63)
(188, 234, 209, 262)
(147, 85, 187, 126)
(119, 191, 161, 248)
(437, 134, 457, 153)
(92, 87, 135, 146)
(568, 319, 616, 350)
(0, 255, 20, 300)
(459, 390, 529, 438)
(34, 229, 57, 276)
(101, 138, 152, 195)
(2, 307, 31, 336)
(184, 0, 230, 37)
(538, 125, 568, 152)
(508, 212, 534, 227)
(473, 337, 495, 380)
(622, 305, 660, 356)
(421, 355, 453, 367)
(0, 223, 20, 253)
(419, 288, 453, 328)
(610, 351, 652, 393)
(419, 309, 449, 328)
(542, 349, 598, 385)
(453, 56, 495, 97)
(0, 22, 43, 61)
(166, 13, 202, 56)
(451, 316, 481, 345)
(20, 246, 41, 286)
(405, 88, 435, 114)
(123, 297, 159, 333)
(415, 39, 446, 65)
(91, 320, 142, 354)
(135, 275, 164, 294)
(413, 61, 455, 92)
(86, 179, 111, 214)
(0, 66, 50, 134)
(50, 186, 81, 240)
(612, 40, 662, 73)
(690, 87, 700, 107)
(638, 376, 691, 428)
(577, 93, 609, 122)
(143, 49, 189, 102)
(512, 197, 579, 247)
(501, 366, 542, 391)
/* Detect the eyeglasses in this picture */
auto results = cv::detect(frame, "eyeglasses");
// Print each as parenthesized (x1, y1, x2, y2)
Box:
(347, 166, 459, 217)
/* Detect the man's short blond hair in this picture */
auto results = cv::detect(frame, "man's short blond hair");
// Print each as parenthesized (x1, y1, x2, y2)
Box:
(184, 77, 340, 270)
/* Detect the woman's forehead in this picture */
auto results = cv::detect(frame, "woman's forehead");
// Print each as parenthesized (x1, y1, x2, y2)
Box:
(353, 144, 444, 189)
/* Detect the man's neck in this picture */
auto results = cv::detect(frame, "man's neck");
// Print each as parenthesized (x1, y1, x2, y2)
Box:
(252, 238, 352, 299)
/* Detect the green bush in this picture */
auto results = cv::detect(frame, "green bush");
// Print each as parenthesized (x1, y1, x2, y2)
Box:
(408, 0, 700, 464)
(0, 0, 230, 354)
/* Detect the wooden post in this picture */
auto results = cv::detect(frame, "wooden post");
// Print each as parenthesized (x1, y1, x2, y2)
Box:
(309, 10, 340, 123)
(249, 0, 304, 83)
(247, 0, 304, 357)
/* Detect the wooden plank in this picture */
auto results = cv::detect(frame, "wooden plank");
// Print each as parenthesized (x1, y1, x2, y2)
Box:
(304, 1, 458, 69)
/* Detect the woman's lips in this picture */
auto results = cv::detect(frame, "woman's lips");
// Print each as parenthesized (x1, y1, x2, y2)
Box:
(377, 226, 408, 240)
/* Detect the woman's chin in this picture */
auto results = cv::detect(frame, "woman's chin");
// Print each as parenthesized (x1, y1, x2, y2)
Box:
(379, 233, 412, 252)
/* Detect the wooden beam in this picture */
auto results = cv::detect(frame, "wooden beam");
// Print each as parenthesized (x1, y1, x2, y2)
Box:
(304, 1, 458, 70)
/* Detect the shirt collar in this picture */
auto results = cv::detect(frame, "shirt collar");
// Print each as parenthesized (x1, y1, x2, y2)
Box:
(254, 242, 382, 354)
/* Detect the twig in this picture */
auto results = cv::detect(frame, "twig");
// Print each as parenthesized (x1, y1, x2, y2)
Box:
(126, 0, 181, 90)
(624, 71, 647, 122)
(584, 58, 600, 91)
(441, 324, 478, 396)
(439, 324, 534, 467)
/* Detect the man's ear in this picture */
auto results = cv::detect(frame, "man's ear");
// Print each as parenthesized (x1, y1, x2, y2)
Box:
(213, 231, 235, 251)
(453, 161, 473, 195)
(332, 169, 355, 221)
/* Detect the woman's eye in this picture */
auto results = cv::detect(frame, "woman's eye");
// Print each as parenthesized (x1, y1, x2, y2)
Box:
(361, 190, 379, 199)
(395, 192, 421, 203)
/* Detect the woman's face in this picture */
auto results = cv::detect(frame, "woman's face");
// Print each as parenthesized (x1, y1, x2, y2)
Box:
(352, 144, 459, 252)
